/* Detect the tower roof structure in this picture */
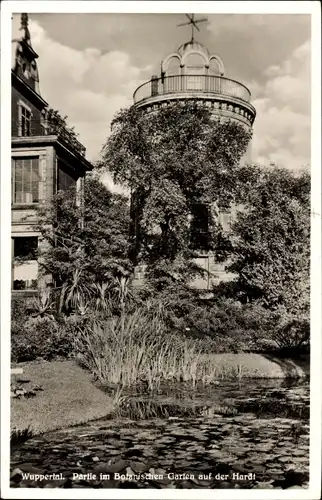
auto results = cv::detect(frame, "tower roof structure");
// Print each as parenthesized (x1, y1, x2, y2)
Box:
(162, 38, 225, 77)
(177, 40, 210, 59)
(133, 14, 256, 129)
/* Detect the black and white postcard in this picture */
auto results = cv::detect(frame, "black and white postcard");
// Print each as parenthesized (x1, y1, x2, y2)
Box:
(1, 1, 321, 499)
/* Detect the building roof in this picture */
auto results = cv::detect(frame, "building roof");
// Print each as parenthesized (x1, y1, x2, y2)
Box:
(11, 13, 41, 94)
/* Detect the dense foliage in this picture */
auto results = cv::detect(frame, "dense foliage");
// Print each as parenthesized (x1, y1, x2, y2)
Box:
(46, 108, 79, 141)
(12, 103, 311, 365)
(11, 298, 74, 362)
(101, 102, 252, 289)
(226, 165, 310, 313)
(36, 175, 131, 313)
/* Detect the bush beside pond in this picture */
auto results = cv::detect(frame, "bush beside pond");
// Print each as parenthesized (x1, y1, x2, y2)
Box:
(11, 299, 68, 363)
(74, 309, 308, 392)
(153, 291, 309, 353)
(11, 291, 309, 386)
(11, 316, 75, 363)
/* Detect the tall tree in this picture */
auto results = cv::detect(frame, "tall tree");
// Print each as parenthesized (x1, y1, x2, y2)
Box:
(101, 102, 252, 289)
(37, 174, 131, 308)
(226, 165, 310, 313)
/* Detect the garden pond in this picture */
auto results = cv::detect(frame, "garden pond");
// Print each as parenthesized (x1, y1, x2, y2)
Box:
(10, 378, 310, 490)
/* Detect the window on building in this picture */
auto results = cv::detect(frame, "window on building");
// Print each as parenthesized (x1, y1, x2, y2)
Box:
(12, 157, 40, 204)
(13, 236, 38, 260)
(58, 164, 77, 192)
(13, 279, 37, 290)
(20, 105, 32, 136)
(12, 236, 38, 290)
(190, 203, 210, 251)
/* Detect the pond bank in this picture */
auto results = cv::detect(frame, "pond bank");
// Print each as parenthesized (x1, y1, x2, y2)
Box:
(200, 352, 309, 378)
(10, 353, 309, 435)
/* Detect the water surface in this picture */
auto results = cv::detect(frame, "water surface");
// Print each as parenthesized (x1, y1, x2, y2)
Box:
(11, 378, 309, 489)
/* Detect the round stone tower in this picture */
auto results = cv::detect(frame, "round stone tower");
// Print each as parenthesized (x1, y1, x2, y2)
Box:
(133, 38, 256, 163)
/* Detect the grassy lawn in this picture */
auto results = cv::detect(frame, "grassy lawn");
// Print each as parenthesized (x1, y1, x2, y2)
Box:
(11, 360, 114, 435)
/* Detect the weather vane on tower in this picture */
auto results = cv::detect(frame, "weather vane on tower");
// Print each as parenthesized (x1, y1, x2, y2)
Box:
(177, 14, 208, 43)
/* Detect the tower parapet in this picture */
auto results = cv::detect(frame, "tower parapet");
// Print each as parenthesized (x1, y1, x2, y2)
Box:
(133, 39, 256, 129)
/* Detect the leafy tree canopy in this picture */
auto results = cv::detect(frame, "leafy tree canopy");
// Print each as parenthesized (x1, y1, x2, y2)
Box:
(37, 174, 132, 294)
(100, 102, 252, 288)
(226, 165, 310, 313)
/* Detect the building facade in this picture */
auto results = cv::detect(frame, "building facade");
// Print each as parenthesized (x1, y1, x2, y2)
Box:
(11, 14, 93, 296)
(132, 32, 256, 289)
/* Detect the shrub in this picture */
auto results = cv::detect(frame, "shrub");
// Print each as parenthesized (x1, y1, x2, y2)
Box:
(141, 288, 268, 352)
(11, 297, 33, 325)
(140, 288, 310, 353)
(172, 299, 263, 352)
(11, 316, 75, 363)
(268, 309, 310, 350)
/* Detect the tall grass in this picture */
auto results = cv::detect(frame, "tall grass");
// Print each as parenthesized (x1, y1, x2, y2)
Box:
(75, 308, 249, 390)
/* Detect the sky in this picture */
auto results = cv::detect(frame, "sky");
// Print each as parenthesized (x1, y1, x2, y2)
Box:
(12, 11, 311, 189)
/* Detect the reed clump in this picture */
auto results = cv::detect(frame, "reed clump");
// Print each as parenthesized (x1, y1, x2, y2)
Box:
(74, 307, 251, 391)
